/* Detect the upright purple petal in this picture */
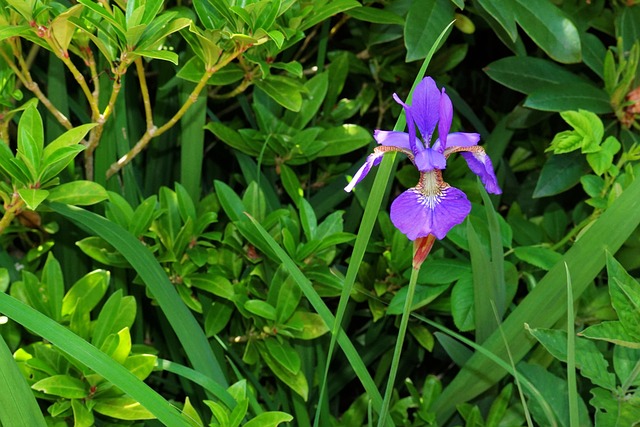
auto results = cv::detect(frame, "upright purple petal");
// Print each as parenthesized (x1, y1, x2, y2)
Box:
(344, 152, 383, 192)
(460, 151, 502, 194)
(414, 148, 446, 172)
(410, 77, 441, 140)
(374, 130, 411, 150)
(390, 183, 471, 240)
(437, 88, 453, 149)
(393, 93, 421, 155)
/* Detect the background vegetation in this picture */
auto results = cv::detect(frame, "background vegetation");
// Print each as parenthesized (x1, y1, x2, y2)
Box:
(1, 0, 640, 425)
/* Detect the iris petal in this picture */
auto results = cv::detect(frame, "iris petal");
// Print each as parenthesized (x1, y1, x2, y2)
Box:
(460, 151, 502, 194)
(414, 148, 446, 172)
(437, 88, 453, 148)
(374, 130, 411, 150)
(344, 152, 383, 192)
(390, 183, 471, 240)
(411, 77, 441, 139)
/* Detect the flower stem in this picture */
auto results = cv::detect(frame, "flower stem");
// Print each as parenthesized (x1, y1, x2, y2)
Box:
(376, 243, 426, 426)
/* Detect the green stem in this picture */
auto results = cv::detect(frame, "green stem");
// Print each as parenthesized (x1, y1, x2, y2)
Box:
(377, 264, 421, 427)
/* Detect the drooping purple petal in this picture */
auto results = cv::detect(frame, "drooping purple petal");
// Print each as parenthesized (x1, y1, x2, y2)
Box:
(390, 184, 471, 240)
(374, 130, 411, 150)
(410, 77, 441, 140)
(413, 147, 446, 172)
(460, 150, 502, 194)
(344, 152, 384, 192)
(437, 88, 453, 149)
(439, 132, 480, 150)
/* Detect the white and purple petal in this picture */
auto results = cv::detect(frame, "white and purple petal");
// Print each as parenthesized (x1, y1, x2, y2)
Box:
(407, 77, 441, 140)
(439, 132, 480, 150)
(374, 130, 411, 150)
(460, 150, 501, 194)
(344, 152, 384, 192)
(390, 181, 471, 240)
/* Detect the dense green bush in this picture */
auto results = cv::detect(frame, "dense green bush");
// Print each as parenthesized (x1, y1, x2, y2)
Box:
(1, 0, 640, 426)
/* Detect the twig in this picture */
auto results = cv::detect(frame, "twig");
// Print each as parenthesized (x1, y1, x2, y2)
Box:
(135, 57, 154, 131)
(0, 192, 24, 235)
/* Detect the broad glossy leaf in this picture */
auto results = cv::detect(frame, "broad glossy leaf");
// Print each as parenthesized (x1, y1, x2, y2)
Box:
(513, 0, 581, 63)
(133, 49, 179, 64)
(244, 300, 276, 321)
(31, 375, 88, 399)
(47, 181, 108, 206)
(285, 311, 329, 340)
(616, 5, 640, 53)
(189, 273, 234, 300)
(346, 6, 404, 25)
(254, 76, 303, 112)
(590, 387, 640, 427)
(316, 125, 372, 157)
(533, 152, 589, 198)
(387, 284, 449, 315)
(76, 237, 130, 267)
(451, 275, 475, 331)
(93, 397, 155, 420)
(123, 354, 157, 381)
(18, 188, 49, 210)
(485, 56, 586, 95)
(243, 412, 293, 427)
(299, 0, 360, 31)
(581, 32, 606, 78)
(17, 104, 43, 179)
(524, 83, 611, 114)
(513, 246, 562, 270)
(283, 72, 328, 130)
(71, 399, 94, 427)
(92, 291, 136, 348)
(404, 0, 454, 62)
(476, 0, 517, 41)
(265, 338, 300, 374)
(62, 270, 110, 317)
(258, 344, 308, 400)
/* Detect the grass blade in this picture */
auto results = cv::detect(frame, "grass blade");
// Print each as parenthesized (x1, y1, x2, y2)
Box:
(49, 203, 231, 396)
(566, 263, 579, 427)
(0, 334, 47, 427)
(432, 173, 640, 422)
(179, 80, 206, 201)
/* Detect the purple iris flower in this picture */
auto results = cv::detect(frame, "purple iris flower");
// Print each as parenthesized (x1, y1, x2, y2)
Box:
(345, 77, 501, 241)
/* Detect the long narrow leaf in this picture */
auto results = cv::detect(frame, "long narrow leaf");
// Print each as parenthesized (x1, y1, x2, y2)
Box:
(0, 335, 47, 427)
(433, 174, 640, 422)
(0, 293, 193, 426)
(49, 203, 232, 397)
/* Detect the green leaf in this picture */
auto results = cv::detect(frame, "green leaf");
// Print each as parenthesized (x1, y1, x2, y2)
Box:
(346, 6, 404, 25)
(560, 109, 604, 153)
(0, 336, 47, 427)
(91, 290, 136, 349)
(616, 4, 640, 53)
(276, 275, 302, 324)
(265, 338, 301, 374)
(404, 0, 454, 62)
(581, 175, 605, 198)
(243, 412, 293, 427)
(62, 270, 110, 317)
(580, 321, 640, 348)
(513, 246, 562, 270)
(76, 237, 130, 268)
(512, 0, 581, 63)
(285, 311, 329, 340)
(283, 72, 328, 130)
(47, 181, 108, 206)
(526, 326, 616, 390)
(258, 343, 308, 400)
(387, 284, 449, 315)
(298, 0, 360, 31)
(123, 354, 157, 381)
(316, 125, 372, 157)
(244, 300, 276, 321)
(16, 104, 44, 180)
(606, 254, 640, 337)
(451, 275, 475, 332)
(533, 152, 589, 198)
(590, 387, 640, 426)
(485, 56, 586, 95)
(93, 397, 155, 420)
(524, 83, 611, 114)
(31, 375, 88, 399)
(133, 49, 179, 64)
(71, 399, 94, 427)
(17, 188, 49, 210)
(587, 136, 621, 176)
(254, 76, 303, 112)
(189, 273, 234, 300)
